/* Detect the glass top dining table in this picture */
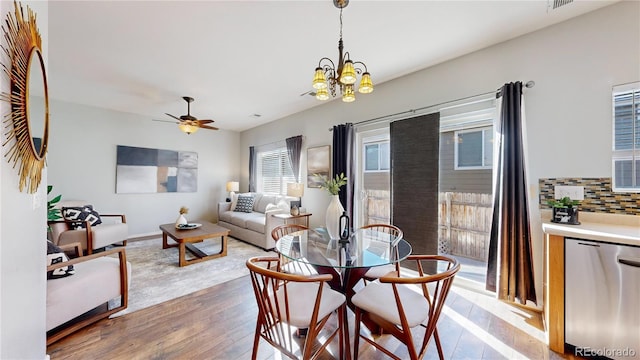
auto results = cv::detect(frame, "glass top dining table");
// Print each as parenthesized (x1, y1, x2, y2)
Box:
(275, 227, 412, 271)
(275, 227, 411, 360)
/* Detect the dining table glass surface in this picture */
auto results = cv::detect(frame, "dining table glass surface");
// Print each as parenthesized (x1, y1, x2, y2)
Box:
(275, 227, 412, 269)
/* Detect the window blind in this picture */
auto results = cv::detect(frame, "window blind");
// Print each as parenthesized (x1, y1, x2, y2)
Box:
(258, 148, 295, 195)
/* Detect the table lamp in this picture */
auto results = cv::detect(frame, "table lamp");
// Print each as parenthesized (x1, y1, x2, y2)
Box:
(226, 181, 239, 202)
(286, 183, 304, 215)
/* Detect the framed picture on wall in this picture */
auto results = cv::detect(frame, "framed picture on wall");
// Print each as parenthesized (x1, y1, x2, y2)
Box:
(307, 145, 330, 188)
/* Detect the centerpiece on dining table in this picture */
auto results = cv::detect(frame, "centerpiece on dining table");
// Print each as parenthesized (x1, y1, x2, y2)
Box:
(317, 172, 348, 240)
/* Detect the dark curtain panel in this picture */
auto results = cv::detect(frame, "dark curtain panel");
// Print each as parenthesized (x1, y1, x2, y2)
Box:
(486, 81, 537, 305)
(390, 113, 440, 272)
(332, 123, 355, 220)
(286, 135, 303, 182)
(248, 146, 257, 192)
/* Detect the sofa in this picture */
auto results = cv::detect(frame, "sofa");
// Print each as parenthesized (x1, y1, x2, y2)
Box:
(46, 246, 131, 345)
(217, 193, 294, 250)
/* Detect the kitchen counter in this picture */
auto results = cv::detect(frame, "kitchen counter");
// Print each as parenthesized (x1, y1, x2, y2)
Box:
(542, 220, 640, 246)
(541, 211, 640, 355)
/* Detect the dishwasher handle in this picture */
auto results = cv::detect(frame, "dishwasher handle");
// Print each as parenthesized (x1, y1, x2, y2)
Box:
(618, 256, 640, 268)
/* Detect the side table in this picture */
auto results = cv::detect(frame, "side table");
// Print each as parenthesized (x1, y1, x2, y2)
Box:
(272, 212, 312, 227)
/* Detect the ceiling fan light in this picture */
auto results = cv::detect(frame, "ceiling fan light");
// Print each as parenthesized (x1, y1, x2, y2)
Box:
(312, 67, 328, 90)
(339, 60, 356, 85)
(342, 84, 355, 102)
(315, 87, 330, 101)
(358, 72, 373, 94)
(179, 123, 199, 134)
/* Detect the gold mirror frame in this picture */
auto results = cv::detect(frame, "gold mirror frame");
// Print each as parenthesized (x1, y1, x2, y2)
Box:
(1, 1, 49, 193)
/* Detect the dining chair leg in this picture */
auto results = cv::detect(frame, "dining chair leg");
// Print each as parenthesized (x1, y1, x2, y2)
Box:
(338, 305, 345, 360)
(353, 308, 362, 360)
(434, 328, 445, 360)
(251, 321, 261, 360)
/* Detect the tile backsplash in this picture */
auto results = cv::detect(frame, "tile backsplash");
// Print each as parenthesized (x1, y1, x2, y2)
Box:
(539, 178, 640, 216)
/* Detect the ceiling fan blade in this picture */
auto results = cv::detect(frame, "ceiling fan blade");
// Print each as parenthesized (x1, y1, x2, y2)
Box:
(153, 119, 178, 124)
(165, 113, 183, 121)
(199, 124, 219, 130)
(196, 119, 214, 125)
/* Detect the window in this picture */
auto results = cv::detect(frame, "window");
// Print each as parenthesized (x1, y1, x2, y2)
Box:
(257, 147, 295, 195)
(364, 140, 390, 172)
(455, 126, 493, 170)
(612, 82, 640, 192)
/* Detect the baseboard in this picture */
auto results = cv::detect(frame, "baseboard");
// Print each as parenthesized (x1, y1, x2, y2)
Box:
(128, 231, 162, 242)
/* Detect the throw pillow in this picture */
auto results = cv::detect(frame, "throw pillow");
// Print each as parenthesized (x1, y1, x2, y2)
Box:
(234, 194, 255, 213)
(46, 240, 75, 279)
(230, 192, 239, 211)
(62, 205, 102, 229)
(265, 203, 278, 212)
(276, 199, 290, 212)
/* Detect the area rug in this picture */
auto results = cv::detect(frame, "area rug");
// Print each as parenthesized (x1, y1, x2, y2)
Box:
(111, 236, 270, 317)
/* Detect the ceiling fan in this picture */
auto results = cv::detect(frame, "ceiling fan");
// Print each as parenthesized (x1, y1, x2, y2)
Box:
(161, 96, 219, 134)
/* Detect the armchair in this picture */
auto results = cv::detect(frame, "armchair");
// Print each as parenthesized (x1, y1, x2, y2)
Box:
(49, 200, 128, 255)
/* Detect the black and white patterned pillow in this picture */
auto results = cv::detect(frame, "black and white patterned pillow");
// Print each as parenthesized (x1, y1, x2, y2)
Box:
(47, 240, 75, 280)
(62, 205, 102, 229)
(234, 195, 255, 213)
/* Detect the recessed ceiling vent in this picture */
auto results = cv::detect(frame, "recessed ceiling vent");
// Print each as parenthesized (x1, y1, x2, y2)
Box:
(549, 0, 573, 11)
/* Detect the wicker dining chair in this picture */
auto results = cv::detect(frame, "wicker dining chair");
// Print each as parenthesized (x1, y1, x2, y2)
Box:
(246, 256, 346, 360)
(352, 255, 460, 360)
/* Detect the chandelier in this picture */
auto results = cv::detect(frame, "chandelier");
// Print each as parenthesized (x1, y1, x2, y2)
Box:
(312, 0, 373, 102)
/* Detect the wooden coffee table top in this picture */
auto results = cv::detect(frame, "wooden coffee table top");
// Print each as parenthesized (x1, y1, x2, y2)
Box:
(159, 221, 230, 243)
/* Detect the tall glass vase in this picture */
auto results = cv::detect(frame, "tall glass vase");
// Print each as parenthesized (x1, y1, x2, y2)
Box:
(325, 195, 344, 240)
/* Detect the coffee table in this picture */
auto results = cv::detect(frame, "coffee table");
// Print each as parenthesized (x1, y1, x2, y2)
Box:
(159, 221, 230, 267)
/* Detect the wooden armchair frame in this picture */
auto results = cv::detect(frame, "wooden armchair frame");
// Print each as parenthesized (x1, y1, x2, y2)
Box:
(46, 247, 129, 345)
(360, 223, 404, 282)
(353, 255, 460, 360)
(48, 214, 127, 255)
(271, 224, 309, 241)
(246, 256, 345, 360)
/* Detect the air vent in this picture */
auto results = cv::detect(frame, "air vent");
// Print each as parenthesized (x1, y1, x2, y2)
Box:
(549, 0, 573, 10)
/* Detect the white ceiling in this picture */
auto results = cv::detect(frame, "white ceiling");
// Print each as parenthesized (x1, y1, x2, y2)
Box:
(46, 0, 617, 132)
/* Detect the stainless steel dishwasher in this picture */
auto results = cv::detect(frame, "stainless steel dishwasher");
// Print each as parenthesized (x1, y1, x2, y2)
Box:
(565, 238, 640, 359)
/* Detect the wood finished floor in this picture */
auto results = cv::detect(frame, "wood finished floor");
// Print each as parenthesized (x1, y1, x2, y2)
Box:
(47, 276, 578, 360)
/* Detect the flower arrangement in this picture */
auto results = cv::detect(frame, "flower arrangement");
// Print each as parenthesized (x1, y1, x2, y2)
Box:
(179, 206, 189, 215)
(318, 173, 347, 195)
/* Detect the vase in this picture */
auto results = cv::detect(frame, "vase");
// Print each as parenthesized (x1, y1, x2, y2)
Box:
(325, 195, 344, 240)
(176, 214, 188, 226)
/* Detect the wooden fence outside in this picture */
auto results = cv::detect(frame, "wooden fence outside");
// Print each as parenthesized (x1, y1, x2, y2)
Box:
(362, 190, 492, 262)
(438, 192, 493, 261)
(363, 189, 391, 225)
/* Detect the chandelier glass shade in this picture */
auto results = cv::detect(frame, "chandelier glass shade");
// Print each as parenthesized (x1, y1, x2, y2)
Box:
(312, 0, 373, 102)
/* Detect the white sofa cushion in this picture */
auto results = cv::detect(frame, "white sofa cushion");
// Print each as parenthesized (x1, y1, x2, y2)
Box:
(246, 215, 266, 233)
(47, 256, 127, 331)
(255, 194, 278, 213)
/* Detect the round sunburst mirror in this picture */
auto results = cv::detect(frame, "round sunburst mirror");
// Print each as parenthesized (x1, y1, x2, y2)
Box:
(1, 1, 49, 193)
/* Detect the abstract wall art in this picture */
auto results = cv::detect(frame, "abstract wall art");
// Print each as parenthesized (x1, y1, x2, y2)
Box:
(307, 145, 330, 188)
(116, 145, 198, 194)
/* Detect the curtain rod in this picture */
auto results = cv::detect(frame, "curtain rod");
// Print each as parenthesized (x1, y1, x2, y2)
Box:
(252, 135, 304, 149)
(328, 80, 535, 131)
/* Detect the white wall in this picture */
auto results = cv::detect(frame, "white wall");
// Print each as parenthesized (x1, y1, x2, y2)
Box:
(46, 100, 241, 237)
(240, 1, 640, 305)
(0, 1, 49, 358)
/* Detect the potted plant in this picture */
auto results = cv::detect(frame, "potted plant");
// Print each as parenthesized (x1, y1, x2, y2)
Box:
(547, 196, 580, 225)
(47, 185, 62, 222)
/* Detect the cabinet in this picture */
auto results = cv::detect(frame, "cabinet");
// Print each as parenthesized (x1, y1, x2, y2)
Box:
(543, 219, 640, 356)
